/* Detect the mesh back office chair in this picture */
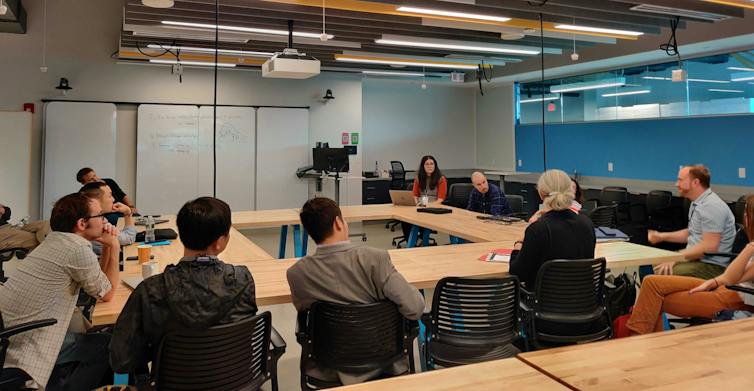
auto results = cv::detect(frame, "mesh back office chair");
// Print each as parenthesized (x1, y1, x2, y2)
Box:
(385, 161, 408, 231)
(421, 277, 520, 369)
(506, 195, 530, 219)
(297, 301, 418, 390)
(521, 258, 611, 350)
(1, 312, 57, 389)
(0, 248, 27, 283)
(645, 190, 675, 231)
(587, 205, 619, 229)
(152, 312, 286, 391)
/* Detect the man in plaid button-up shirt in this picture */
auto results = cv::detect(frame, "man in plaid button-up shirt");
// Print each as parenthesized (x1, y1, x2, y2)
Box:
(467, 172, 512, 216)
(0, 193, 119, 388)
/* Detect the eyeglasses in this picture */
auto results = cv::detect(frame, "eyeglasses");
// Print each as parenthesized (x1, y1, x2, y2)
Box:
(84, 213, 107, 221)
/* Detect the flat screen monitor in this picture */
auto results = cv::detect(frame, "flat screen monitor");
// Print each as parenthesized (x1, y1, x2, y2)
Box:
(312, 147, 349, 173)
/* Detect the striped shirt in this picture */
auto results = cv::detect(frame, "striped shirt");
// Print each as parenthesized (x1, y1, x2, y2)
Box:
(0, 232, 111, 387)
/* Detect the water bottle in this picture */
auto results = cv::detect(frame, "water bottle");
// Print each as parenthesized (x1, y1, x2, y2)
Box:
(145, 216, 156, 243)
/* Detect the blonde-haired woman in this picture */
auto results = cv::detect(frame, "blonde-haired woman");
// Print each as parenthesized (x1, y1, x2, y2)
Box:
(510, 169, 596, 288)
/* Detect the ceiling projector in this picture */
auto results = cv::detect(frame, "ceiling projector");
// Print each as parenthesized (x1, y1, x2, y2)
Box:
(262, 48, 320, 79)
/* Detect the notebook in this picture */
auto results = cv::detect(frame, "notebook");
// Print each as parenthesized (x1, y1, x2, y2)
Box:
(478, 248, 513, 263)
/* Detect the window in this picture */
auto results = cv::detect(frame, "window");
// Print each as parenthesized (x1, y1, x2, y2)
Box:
(517, 49, 754, 124)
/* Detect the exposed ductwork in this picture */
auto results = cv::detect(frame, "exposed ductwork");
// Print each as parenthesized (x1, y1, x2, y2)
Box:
(0, 0, 26, 34)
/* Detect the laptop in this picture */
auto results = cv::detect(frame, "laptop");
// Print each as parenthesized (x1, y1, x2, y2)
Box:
(389, 190, 416, 206)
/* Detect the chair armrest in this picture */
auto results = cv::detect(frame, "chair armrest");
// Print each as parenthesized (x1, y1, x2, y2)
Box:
(519, 287, 535, 311)
(295, 311, 308, 345)
(0, 247, 29, 262)
(726, 285, 754, 296)
(704, 252, 739, 259)
(270, 326, 287, 352)
(0, 318, 57, 339)
(604, 280, 616, 290)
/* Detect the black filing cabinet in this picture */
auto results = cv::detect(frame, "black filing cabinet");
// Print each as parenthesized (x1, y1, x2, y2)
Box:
(362, 179, 391, 204)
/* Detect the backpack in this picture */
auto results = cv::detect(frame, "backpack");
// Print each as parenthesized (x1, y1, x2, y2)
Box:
(606, 272, 638, 320)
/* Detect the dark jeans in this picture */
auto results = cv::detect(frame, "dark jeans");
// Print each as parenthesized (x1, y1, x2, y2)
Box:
(47, 332, 112, 391)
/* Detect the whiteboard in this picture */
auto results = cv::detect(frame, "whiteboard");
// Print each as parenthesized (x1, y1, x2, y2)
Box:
(198, 106, 255, 211)
(256, 108, 309, 210)
(136, 105, 200, 215)
(43, 102, 117, 219)
(0, 111, 32, 220)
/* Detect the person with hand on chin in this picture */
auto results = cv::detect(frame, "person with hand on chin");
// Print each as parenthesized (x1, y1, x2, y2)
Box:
(648, 165, 736, 278)
(80, 181, 137, 253)
(627, 195, 754, 335)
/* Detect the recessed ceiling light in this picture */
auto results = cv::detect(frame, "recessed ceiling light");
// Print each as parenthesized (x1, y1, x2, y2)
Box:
(149, 59, 236, 67)
(708, 88, 744, 93)
(727, 66, 754, 72)
(520, 94, 560, 103)
(362, 70, 425, 77)
(375, 38, 539, 55)
(642, 76, 730, 84)
(335, 54, 479, 70)
(554, 24, 644, 37)
(142, 0, 174, 8)
(601, 89, 651, 97)
(146, 44, 273, 57)
(396, 6, 511, 22)
(161, 21, 334, 40)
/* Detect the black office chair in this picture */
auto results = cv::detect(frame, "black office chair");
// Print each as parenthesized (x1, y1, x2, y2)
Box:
(385, 161, 408, 231)
(0, 248, 28, 283)
(733, 195, 746, 226)
(421, 277, 520, 369)
(297, 301, 419, 390)
(1, 311, 57, 389)
(505, 195, 529, 219)
(520, 258, 611, 350)
(443, 183, 473, 209)
(151, 311, 285, 391)
(645, 190, 675, 231)
(587, 205, 619, 229)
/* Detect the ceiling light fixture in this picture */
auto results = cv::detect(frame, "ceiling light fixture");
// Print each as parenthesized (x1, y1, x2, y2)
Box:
(702, 0, 754, 10)
(396, 6, 511, 22)
(731, 74, 754, 82)
(554, 24, 644, 37)
(727, 67, 754, 72)
(642, 76, 730, 84)
(146, 44, 273, 57)
(149, 59, 236, 67)
(520, 94, 560, 103)
(550, 78, 626, 93)
(142, 0, 174, 8)
(335, 55, 479, 70)
(375, 38, 539, 55)
(708, 88, 744, 93)
(601, 89, 651, 97)
(320, 0, 329, 42)
(161, 21, 334, 40)
(362, 70, 425, 77)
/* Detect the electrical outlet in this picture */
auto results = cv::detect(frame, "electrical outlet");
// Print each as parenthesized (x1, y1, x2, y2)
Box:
(518, 159, 522, 167)
(608, 162, 614, 172)
(739, 167, 746, 179)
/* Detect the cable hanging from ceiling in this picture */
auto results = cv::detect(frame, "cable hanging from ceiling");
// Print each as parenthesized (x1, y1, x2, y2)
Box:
(660, 16, 682, 66)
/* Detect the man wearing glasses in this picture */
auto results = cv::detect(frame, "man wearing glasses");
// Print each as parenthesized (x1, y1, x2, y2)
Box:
(0, 193, 120, 390)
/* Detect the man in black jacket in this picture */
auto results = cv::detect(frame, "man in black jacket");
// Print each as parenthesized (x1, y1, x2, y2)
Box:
(109, 197, 257, 378)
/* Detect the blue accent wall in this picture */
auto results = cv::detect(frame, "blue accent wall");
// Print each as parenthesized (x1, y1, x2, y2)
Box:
(515, 115, 754, 186)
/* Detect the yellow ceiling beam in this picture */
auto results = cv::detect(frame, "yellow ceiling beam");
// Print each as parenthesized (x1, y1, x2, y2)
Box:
(334, 53, 492, 69)
(261, 0, 640, 40)
(703, 0, 754, 9)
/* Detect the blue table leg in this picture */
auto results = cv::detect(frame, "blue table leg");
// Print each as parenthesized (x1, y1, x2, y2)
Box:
(301, 226, 309, 257)
(293, 224, 302, 258)
(421, 228, 431, 247)
(449, 235, 465, 244)
(278, 225, 288, 259)
(407, 225, 420, 248)
(113, 373, 128, 385)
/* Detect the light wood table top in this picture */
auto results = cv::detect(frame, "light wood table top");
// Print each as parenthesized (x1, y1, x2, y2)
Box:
(518, 317, 754, 390)
(332, 357, 568, 391)
(232, 209, 301, 229)
(392, 205, 529, 243)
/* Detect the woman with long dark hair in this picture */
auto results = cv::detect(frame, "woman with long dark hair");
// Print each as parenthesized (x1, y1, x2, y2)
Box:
(411, 155, 447, 206)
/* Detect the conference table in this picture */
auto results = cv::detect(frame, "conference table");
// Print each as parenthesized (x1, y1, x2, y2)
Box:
(517, 316, 754, 390)
(92, 204, 683, 326)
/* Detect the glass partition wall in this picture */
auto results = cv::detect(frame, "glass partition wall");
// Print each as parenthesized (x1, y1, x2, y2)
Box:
(517, 49, 754, 124)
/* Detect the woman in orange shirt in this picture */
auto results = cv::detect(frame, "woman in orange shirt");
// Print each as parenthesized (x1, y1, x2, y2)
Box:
(411, 155, 447, 206)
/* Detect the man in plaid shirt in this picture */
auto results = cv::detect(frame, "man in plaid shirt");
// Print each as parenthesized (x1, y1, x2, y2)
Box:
(467, 172, 512, 216)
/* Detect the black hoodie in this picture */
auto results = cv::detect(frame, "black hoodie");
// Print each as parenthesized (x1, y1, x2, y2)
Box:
(110, 256, 257, 374)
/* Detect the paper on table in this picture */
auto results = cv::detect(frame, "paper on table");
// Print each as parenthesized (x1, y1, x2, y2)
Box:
(479, 248, 513, 263)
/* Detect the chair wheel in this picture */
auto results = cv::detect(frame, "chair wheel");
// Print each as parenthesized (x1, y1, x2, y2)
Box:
(362, 235, 367, 242)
